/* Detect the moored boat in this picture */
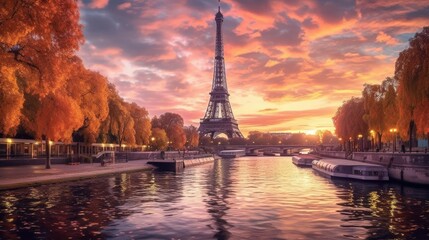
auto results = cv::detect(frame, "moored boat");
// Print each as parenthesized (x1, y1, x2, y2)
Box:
(317, 151, 429, 185)
(292, 155, 319, 167)
(218, 149, 245, 159)
(312, 158, 389, 181)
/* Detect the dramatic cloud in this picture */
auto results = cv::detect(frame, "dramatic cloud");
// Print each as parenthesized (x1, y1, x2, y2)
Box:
(78, 0, 429, 136)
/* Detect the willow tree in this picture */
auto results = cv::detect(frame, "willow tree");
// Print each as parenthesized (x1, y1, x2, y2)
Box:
(362, 84, 384, 149)
(101, 86, 136, 148)
(362, 77, 398, 149)
(1, 0, 85, 168)
(396, 26, 429, 148)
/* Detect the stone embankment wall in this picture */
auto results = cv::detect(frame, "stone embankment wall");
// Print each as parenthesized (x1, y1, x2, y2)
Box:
(183, 156, 214, 168)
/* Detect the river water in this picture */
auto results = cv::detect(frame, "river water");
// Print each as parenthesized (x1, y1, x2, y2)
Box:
(0, 157, 428, 239)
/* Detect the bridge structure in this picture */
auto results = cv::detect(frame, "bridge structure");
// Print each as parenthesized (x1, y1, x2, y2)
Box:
(219, 144, 318, 155)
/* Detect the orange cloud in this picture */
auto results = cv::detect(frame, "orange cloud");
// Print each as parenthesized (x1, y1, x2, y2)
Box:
(78, 0, 429, 136)
(376, 32, 398, 45)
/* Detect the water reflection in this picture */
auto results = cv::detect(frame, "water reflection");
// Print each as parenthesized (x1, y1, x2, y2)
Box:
(332, 179, 429, 239)
(0, 157, 428, 239)
(205, 158, 234, 239)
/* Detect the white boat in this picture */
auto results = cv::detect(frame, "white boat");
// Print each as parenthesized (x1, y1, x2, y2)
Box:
(317, 151, 429, 185)
(292, 155, 319, 167)
(218, 149, 245, 159)
(312, 158, 389, 181)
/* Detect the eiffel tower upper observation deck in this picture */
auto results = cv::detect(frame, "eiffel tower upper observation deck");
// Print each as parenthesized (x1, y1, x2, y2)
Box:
(198, 1, 244, 139)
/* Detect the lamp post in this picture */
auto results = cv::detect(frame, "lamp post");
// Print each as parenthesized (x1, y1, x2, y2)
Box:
(389, 128, 397, 153)
(151, 137, 155, 151)
(370, 130, 375, 151)
(338, 138, 343, 151)
(6, 138, 12, 160)
(358, 134, 363, 152)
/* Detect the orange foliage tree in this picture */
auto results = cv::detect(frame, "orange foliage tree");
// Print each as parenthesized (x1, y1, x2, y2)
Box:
(67, 58, 109, 143)
(100, 85, 136, 148)
(362, 77, 398, 149)
(396, 27, 429, 145)
(129, 102, 151, 146)
(150, 128, 168, 151)
(333, 97, 368, 151)
(1, 0, 85, 168)
(158, 112, 186, 150)
(0, 67, 23, 135)
(184, 125, 199, 148)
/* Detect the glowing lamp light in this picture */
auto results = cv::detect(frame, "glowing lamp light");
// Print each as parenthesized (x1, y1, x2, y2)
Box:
(6, 138, 12, 143)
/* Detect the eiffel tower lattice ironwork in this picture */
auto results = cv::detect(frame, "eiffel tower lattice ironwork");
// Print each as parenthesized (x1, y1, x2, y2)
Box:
(199, 2, 244, 139)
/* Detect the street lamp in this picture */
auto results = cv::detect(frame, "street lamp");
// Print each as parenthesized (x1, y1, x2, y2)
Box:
(358, 134, 363, 152)
(370, 130, 375, 151)
(6, 138, 12, 160)
(389, 128, 397, 153)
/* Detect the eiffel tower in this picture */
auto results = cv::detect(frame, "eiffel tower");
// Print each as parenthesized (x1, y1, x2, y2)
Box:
(199, 1, 244, 139)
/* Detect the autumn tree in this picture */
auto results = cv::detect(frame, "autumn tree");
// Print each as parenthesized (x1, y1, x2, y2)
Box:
(184, 125, 199, 148)
(362, 84, 384, 148)
(333, 97, 368, 151)
(68, 58, 109, 143)
(1, 0, 85, 168)
(150, 128, 168, 150)
(199, 136, 213, 146)
(157, 112, 186, 149)
(129, 103, 151, 145)
(0, 68, 23, 135)
(396, 26, 429, 147)
(100, 85, 135, 148)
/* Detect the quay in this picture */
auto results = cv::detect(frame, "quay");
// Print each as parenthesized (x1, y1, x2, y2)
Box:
(0, 154, 217, 190)
(0, 160, 154, 191)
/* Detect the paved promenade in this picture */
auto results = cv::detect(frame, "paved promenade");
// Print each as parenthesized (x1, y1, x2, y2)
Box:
(0, 160, 154, 190)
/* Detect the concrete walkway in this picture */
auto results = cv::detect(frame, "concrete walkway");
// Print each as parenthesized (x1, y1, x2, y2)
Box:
(0, 160, 154, 190)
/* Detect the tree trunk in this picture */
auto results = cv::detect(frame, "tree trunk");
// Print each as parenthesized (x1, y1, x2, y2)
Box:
(46, 137, 51, 169)
(377, 133, 382, 151)
(409, 120, 414, 152)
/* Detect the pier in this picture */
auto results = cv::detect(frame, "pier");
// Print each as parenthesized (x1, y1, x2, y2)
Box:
(148, 155, 215, 172)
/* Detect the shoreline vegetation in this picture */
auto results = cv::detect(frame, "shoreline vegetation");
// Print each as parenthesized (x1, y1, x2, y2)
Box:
(333, 27, 429, 153)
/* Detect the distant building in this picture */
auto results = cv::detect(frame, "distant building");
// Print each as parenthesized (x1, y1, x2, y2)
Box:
(265, 132, 294, 140)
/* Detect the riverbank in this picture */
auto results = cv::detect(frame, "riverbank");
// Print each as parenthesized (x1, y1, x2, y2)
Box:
(0, 160, 154, 190)
(317, 150, 429, 185)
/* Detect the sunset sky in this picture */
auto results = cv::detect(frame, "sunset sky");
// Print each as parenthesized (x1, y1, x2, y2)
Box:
(78, 0, 429, 137)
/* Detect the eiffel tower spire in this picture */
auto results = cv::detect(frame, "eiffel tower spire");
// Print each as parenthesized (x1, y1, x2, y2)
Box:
(198, 1, 244, 139)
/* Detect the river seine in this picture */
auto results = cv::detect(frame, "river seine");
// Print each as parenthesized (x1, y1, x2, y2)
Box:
(1, 156, 428, 239)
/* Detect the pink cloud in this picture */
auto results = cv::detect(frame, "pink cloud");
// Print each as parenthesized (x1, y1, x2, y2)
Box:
(88, 0, 109, 9)
(78, 0, 429, 135)
(118, 2, 131, 10)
